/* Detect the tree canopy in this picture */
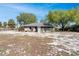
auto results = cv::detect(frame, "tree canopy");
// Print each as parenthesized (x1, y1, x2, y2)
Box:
(0, 22, 2, 28)
(8, 19, 16, 29)
(16, 13, 37, 25)
(47, 8, 79, 31)
(3, 22, 7, 28)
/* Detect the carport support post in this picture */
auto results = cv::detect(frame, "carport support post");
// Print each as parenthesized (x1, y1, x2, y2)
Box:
(37, 27, 41, 33)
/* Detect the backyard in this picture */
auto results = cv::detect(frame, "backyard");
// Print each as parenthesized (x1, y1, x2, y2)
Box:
(0, 31, 79, 56)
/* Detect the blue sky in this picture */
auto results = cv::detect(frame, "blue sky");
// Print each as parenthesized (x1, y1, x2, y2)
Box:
(0, 3, 79, 23)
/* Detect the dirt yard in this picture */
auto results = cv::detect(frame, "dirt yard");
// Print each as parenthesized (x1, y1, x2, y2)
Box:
(0, 31, 79, 56)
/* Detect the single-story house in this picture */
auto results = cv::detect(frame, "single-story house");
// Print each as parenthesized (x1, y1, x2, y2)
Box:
(21, 23, 53, 33)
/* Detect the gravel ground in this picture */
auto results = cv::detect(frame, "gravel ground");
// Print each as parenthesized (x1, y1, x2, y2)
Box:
(0, 31, 79, 56)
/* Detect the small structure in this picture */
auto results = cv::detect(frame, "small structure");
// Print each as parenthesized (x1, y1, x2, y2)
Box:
(21, 23, 53, 33)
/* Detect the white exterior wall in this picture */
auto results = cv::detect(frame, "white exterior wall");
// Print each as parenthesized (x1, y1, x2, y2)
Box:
(37, 27, 41, 33)
(24, 28, 30, 32)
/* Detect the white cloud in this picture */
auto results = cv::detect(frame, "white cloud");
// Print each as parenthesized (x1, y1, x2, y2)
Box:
(1, 4, 26, 11)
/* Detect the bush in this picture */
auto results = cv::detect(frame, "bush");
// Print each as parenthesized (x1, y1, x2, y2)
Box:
(18, 27, 24, 31)
(68, 25, 79, 32)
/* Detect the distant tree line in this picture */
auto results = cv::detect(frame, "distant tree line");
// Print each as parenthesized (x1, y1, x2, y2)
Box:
(0, 19, 16, 30)
(0, 7, 79, 31)
(0, 13, 37, 30)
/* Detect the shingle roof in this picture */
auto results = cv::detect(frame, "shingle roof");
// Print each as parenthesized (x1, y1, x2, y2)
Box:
(21, 23, 53, 27)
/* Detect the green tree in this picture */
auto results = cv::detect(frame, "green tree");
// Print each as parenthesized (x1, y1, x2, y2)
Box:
(16, 13, 37, 25)
(73, 8, 79, 25)
(0, 22, 2, 28)
(3, 22, 7, 28)
(74, 14, 79, 25)
(47, 10, 74, 31)
(8, 19, 16, 29)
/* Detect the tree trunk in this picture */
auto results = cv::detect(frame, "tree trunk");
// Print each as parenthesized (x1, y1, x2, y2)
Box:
(61, 22, 64, 31)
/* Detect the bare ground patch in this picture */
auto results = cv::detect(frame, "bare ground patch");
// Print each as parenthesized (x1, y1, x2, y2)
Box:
(0, 34, 53, 56)
(0, 32, 79, 56)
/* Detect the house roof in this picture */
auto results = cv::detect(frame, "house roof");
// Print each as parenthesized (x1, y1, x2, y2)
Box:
(21, 23, 53, 27)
